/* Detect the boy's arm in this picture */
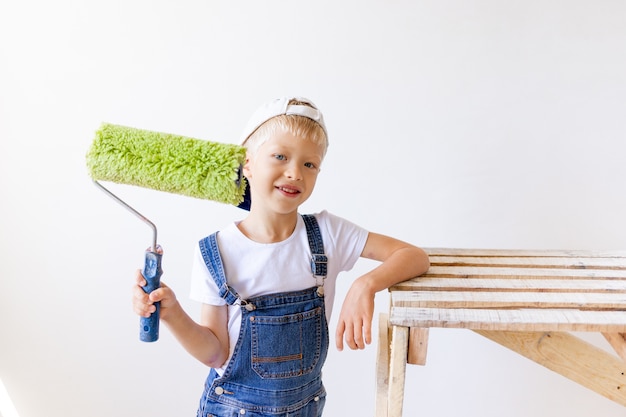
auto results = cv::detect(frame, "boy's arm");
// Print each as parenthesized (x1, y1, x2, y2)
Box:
(132, 270, 229, 367)
(335, 232, 430, 351)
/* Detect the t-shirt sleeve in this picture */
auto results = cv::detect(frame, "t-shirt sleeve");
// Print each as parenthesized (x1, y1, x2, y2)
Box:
(189, 243, 227, 306)
(318, 210, 369, 273)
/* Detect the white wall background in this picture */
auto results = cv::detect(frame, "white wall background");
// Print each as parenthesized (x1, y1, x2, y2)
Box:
(1, 1, 626, 416)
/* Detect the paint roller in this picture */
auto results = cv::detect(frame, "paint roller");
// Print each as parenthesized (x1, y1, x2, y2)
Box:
(86, 123, 247, 342)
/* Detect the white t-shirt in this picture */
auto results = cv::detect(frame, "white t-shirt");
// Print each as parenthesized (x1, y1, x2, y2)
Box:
(189, 210, 369, 372)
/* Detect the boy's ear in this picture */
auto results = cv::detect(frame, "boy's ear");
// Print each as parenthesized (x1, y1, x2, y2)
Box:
(242, 154, 253, 178)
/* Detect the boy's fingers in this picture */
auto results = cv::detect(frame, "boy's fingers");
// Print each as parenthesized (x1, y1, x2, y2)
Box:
(351, 322, 363, 349)
(131, 284, 149, 302)
(134, 269, 146, 286)
(336, 318, 373, 351)
(149, 288, 164, 302)
(341, 324, 357, 350)
(138, 305, 155, 318)
(131, 292, 154, 317)
(335, 321, 345, 351)
(363, 318, 372, 345)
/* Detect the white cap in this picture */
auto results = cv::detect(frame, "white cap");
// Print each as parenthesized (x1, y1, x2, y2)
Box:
(240, 96, 328, 145)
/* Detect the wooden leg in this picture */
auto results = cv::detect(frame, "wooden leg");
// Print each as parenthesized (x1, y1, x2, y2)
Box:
(375, 313, 390, 417)
(408, 327, 429, 365)
(388, 325, 409, 417)
(475, 330, 626, 407)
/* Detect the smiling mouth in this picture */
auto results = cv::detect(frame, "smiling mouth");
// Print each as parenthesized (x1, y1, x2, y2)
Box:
(277, 186, 300, 195)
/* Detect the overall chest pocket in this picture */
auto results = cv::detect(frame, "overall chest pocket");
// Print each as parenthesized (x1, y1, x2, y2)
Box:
(250, 306, 325, 379)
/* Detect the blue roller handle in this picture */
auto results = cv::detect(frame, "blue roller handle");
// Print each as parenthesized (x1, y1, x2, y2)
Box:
(140, 250, 162, 342)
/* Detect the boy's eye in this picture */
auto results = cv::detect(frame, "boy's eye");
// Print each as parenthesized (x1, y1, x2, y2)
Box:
(304, 162, 317, 169)
(273, 154, 286, 161)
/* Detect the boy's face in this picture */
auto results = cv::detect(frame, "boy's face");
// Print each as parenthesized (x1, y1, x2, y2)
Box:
(243, 128, 324, 215)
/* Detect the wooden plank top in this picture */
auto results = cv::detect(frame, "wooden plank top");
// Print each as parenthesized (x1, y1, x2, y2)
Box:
(389, 249, 626, 332)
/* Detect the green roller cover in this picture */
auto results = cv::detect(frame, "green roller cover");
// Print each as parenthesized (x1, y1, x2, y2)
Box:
(86, 123, 247, 205)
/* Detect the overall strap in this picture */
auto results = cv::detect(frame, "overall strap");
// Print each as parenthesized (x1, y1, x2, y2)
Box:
(301, 214, 327, 278)
(198, 233, 242, 306)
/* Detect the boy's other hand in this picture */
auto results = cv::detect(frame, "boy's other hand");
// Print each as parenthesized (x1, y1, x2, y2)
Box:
(335, 278, 375, 351)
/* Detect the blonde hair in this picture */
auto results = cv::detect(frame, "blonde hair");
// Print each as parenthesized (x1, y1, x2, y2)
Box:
(244, 100, 328, 159)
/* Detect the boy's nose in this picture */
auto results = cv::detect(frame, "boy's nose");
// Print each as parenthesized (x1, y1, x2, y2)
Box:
(285, 164, 302, 180)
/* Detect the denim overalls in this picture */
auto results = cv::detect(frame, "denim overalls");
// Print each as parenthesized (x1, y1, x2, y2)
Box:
(196, 215, 329, 417)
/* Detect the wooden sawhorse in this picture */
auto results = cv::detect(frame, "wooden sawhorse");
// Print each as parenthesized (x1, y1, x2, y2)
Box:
(375, 248, 626, 417)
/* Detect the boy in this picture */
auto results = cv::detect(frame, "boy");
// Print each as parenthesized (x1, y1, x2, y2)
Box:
(132, 97, 430, 416)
